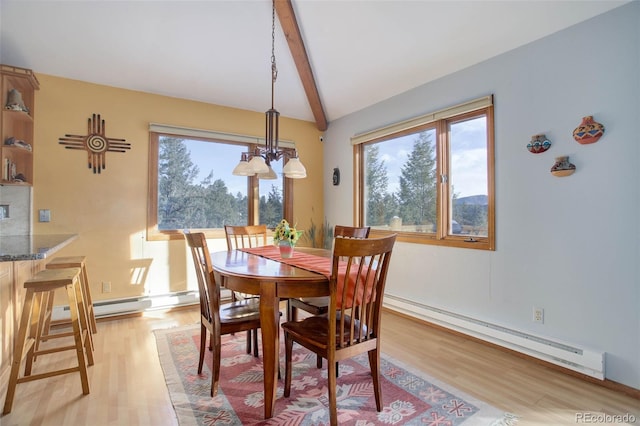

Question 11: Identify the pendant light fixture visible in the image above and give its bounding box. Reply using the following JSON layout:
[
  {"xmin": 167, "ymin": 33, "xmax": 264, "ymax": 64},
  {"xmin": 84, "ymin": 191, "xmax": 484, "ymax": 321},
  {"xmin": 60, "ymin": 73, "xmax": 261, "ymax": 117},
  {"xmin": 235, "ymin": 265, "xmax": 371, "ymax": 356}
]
[{"xmin": 232, "ymin": 0, "xmax": 307, "ymax": 179}]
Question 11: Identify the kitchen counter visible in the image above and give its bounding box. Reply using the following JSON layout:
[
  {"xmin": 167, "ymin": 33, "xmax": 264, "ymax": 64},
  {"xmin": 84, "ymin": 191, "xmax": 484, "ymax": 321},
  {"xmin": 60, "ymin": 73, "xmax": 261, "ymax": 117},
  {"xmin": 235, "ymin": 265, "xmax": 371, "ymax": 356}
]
[{"xmin": 0, "ymin": 234, "xmax": 78, "ymax": 261}]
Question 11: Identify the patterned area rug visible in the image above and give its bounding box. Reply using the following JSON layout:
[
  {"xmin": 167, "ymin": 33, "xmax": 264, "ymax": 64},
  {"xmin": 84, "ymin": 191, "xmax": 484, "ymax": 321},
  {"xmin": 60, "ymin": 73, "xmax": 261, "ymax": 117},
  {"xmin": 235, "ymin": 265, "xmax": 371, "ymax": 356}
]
[{"xmin": 154, "ymin": 324, "xmax": 517, "ymax": 425}]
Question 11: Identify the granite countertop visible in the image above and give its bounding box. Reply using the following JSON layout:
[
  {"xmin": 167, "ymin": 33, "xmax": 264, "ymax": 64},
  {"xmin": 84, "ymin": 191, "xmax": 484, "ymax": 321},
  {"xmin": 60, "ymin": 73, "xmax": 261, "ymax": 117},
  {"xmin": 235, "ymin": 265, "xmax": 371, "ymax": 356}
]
[{"xmin": 0, "ymin": 234, "xmax": 78, "ymax": 261}]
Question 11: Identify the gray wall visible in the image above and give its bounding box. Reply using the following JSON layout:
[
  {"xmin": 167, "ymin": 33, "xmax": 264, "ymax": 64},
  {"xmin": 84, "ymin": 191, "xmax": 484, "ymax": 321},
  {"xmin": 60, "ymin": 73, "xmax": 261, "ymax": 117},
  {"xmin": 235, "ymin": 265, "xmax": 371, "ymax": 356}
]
[{"xmin": 323, "ymin": 2, "xmax": 640, "ymax": 389}]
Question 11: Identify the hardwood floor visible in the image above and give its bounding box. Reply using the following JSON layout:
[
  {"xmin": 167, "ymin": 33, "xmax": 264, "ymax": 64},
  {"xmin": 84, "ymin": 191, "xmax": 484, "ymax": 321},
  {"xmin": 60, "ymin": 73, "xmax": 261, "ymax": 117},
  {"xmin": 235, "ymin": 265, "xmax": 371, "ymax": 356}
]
[
  {"xmin": 1, "ymin": 305, "xmax": 637, "ymax": 425},
  {"xmin": 381, "ymin": 311, "xmax": 639, "ymax": 426}
]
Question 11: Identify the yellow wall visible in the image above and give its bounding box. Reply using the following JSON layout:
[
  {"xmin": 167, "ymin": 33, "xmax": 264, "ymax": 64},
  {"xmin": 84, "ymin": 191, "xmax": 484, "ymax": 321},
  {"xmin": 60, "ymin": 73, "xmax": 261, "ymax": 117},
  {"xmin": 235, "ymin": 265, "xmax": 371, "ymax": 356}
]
[{"xmin": 32, "ymin": 74, "xmax": 323, "ymax": 301}]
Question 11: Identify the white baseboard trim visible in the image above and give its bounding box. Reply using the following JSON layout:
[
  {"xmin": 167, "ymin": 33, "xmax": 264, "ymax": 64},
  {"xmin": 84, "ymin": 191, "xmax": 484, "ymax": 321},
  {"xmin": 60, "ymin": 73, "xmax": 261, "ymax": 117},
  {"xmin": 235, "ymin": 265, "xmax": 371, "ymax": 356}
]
[{"xmin": 384, "ymin": 294, "xmax": 605, "ymax": 380}]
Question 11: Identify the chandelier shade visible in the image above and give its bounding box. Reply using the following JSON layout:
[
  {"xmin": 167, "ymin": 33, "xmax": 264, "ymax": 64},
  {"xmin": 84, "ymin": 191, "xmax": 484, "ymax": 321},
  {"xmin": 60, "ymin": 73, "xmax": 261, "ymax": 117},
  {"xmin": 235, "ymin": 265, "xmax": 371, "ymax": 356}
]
[
  {"xmin": 231, "ymin": 160, "xmax": 252, "ymax": 176},
  {"xmin": 257, "ymin": 165, "xmax": 278, "ymax": 180},
  {"xmin": 282, "ymin": 157, "xmax": 307, "ymax": 178}
]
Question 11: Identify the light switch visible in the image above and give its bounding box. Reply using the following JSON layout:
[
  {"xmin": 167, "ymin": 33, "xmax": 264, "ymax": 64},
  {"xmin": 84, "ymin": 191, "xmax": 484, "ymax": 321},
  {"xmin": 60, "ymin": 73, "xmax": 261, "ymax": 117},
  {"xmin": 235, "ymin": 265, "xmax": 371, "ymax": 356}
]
[{"xmin": 39, "ymin": 209, "xmax": 51, "ymax": 222}]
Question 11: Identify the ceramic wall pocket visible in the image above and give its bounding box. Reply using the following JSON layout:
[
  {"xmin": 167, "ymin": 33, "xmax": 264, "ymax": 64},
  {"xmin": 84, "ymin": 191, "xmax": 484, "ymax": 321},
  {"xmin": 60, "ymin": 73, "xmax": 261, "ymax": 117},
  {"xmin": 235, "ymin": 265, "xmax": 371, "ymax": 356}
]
[
  {"xmin": 550, "ymin": 156, "xmax": 576, "ymax": 177},
  {"xmin": 527, "ymin": 134, "xmax": 551, "ymax": 154},
  {"xmin": 573, "ymin": 116, "xmax": 605, "ymax": 145}
]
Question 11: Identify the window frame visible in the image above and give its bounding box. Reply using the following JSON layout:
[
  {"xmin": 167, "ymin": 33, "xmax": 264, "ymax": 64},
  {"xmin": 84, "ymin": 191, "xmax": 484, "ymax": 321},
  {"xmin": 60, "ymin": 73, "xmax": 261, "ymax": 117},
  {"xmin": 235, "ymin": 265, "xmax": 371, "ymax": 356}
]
[
  {"xmin": 353, "ymin": 96, "xmax": 495, "ymax": 250},
  {"xmin": 147, "ymin": 130, "xmax": 293, "ymax": 241}
]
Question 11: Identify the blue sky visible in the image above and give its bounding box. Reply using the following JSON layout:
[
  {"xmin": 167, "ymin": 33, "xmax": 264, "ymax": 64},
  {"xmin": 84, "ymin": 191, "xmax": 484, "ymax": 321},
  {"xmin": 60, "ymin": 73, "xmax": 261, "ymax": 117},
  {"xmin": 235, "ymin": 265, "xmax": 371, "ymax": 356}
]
[{"xmin": 376, "ymin": 117, "xmax": 487, "ymax": 198}]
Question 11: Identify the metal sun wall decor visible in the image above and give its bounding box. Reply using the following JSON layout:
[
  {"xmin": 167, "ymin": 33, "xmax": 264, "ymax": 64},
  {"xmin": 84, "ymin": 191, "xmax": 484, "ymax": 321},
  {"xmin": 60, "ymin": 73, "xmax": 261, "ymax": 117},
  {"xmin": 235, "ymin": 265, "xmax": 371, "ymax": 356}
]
[{"xmin": 58, "ymin": 113, "xmax": 130, "ymax": 173}]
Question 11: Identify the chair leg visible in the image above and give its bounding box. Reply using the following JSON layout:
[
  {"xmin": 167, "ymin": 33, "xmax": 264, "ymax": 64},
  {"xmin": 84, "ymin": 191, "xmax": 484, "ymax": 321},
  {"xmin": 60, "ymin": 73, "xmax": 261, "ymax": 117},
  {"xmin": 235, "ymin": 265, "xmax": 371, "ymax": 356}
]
[
  {"xmin": 24, "ymin": 291, "xmax": 43, "ymax": 377},
  {"xmin": 283, "ymin": 333, "xmax": 293, "ymax": 397},
  {"xmin": 36, "ymin": 291, "xmax": 55, "ymax": 348},
  {"xmin": 78, "ymin": 261, "xmax": 98, "ymax": 334},
  {"xmin": 72, "ymin": 281, "xmax": 94, "ymax": 366},
  {"xmin": 246, "ymin": 330, "xmax": 252, "ymax": 354},
  {"xmin": 198, "ymin": 324, "xmax": 206, "ymax": 374},
  {"xmin": 368, "ymin": 349, "xmax": 382, "ymax": 411},
  {"xmin": 31, "ymin": 291, "xmax": 48, "ymax": 363},
  {"xmin": 252, "ymin": 329, "xmax": 259, "ymax": 357},
  {"xmin": 3, "ymin": 289, "xmax": 35, "ymax": 415},
  {"xmin": 327, "ymin": 352, "xmax": 338, "ymax": 426},
  {"xmin": 287, "ymin": 302, "xmax": 297, "ymax": 322},
  {"xmin": 65, "ymin": 281, "xmax": 90, "ymax": 395},
  {"xmin": 211, "ymin": 333, "xmax": 222, "ymax": 397},
  {"xmin": 316, "ymin": 356, "xmax": 339, "ymax": 377}
]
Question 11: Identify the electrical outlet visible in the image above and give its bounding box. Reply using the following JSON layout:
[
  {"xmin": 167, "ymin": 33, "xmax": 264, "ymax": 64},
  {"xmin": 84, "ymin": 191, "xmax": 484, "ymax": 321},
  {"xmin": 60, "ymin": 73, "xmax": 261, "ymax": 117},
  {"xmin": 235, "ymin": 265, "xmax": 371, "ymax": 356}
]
[
  {"xmin": 102, "ymin": 281, "xmax": 112, "ymax": 293},
  {"xmin": 533, "ymin": 307, "xmax": 544, "ymax": 324},
  {"xmin": 0, "ymin": 204, "xmax": 8, "ymax": 220}
]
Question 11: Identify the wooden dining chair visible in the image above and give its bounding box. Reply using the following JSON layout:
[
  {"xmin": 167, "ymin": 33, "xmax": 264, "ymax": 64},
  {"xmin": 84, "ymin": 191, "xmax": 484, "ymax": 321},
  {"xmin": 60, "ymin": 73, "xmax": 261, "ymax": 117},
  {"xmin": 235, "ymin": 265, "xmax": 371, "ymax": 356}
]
[
  {"xmin": 287, "ymin": 225, "xmax": 371, "ymax": 369},
  {"xmin": 224, "ymin": 224, "xmax": 268, "ymax": 250},
  {"xmin": 287, "ymin": 225, "xmax": 370, "ymax": 322},
  {"xmin": 282, "ymin": 234, "xmax": 397, "ymax": 426},
  {"xmin": 184, "ymin": 231, "xmax": 262, "ymax": 397},
  {"xmin": 224, "ymin": 224, "xmax": 268, "ymax": 357}
]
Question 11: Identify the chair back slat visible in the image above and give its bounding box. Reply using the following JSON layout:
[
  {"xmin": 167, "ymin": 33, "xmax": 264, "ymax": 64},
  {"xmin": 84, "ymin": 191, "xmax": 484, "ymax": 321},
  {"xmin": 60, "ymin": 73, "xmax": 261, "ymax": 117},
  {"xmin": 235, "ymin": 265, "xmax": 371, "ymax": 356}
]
[
  {"xmin": 329, "ymin": 234, "xmax": 396, "ymax": 350},
  {"xmin": 224, "ymin": 225, "xmax": 268, "ymax": 250}
]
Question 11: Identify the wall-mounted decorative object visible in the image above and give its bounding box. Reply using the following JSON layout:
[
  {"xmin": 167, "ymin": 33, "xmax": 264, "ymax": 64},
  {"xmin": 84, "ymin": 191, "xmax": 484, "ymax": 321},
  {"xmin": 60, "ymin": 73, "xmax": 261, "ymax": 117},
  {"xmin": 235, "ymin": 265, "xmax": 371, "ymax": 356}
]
[
  {"xmin": 5, "ymin": 88, "xmax": 29, "ymax": 113},
  {"xmin": 332, "ymin": 167, "xmax": 340, "ymax": 186},
  {"xmin": 58, "ymin": 114, "xmax": 130, "ymax": 174},
  {"xmin": 527, "ymin": 134, "xmax": 551, "ymax": 154},
  {"xmin": 573, "ymin": 115, "xmax": 605, "ymax": 145},
  {"xmin": 550, "ymin": 156, "xmax": 576, "ymax": 177}
]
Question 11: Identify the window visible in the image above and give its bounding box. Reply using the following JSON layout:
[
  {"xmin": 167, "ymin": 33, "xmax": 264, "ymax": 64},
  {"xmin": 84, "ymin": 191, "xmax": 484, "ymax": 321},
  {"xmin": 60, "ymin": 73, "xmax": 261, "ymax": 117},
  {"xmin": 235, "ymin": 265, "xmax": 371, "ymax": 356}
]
[
  {"xmin": 353, "ymin": 96, "xmax": 494, "ymax": 250},
  {"xmin": 147, "ymin": 125, "xmax": 293, "ymax": 241}
]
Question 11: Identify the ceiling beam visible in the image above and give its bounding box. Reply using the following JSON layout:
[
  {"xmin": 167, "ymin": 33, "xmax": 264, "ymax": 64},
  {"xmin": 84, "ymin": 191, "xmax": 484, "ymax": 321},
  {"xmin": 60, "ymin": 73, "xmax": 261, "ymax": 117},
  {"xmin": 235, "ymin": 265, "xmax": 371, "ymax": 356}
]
[{"xmin": 275, "ymin": 0, "xmax": 328, "ymax": 131}]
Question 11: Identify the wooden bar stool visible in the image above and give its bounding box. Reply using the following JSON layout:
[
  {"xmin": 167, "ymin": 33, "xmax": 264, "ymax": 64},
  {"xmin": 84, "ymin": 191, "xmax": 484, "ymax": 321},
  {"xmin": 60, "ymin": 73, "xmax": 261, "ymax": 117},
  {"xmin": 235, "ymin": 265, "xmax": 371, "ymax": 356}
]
[
  {"xmin": 44, "ymin": 256, "xmax": 97, "ymax": 335},
  {"xmin": 2, "ymin": 268, "xmax": 93, "ymax": 415}
]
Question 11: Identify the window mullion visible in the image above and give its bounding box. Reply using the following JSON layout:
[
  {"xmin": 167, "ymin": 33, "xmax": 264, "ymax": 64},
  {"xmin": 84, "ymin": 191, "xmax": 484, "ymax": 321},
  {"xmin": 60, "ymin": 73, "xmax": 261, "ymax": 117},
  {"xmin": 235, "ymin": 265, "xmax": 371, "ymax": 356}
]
[
  {"xmin": 248, "ymin": 174, "xmax": 259, "ymax": 225},
  {"xmin": 437, "ymin": 120, "xmax": 450, "ymax": 239}
]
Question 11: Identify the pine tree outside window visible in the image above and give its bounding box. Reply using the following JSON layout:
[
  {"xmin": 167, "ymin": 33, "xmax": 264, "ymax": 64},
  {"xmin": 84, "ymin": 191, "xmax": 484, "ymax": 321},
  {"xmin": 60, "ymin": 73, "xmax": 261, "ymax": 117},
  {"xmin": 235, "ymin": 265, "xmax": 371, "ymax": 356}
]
[
  {"xmin": 353, "ymin": 96, "xmax": 495, "ymax": 250},
  {"xmin": 147, "ymin": 128, "xmax": 291, "ymax": 241}
]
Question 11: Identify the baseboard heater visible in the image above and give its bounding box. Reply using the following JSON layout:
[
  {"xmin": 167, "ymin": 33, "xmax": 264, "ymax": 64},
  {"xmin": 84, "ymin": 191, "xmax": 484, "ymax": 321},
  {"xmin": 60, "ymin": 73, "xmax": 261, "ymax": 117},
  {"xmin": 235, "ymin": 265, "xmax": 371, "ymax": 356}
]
[
  {"xmin": 384, "ymin": 294, "xmax": 605, "ymax": 380},
  {"xmin": 52, "ymin": 290, "xmax": 201, "ymax": 321}
]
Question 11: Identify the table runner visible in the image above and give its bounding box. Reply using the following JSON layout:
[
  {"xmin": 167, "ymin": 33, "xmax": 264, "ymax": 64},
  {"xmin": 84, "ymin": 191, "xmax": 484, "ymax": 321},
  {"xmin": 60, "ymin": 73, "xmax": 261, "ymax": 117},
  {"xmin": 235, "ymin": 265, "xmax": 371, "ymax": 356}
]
[
  {"xmin": 239, "ymin": 245, "xmax": 374, "ymax": 307},
  {"xmin": 241, "ymin": 245, "xmax": 332, "ymax": 277}
]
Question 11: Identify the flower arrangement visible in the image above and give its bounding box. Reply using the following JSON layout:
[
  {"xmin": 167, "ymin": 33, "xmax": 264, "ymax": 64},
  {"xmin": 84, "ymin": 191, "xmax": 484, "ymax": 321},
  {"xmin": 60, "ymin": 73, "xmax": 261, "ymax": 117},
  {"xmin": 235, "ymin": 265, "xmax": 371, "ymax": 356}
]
[{"xmin": 273, "ymin": 219, "xmax": 303, "ymax": 246}]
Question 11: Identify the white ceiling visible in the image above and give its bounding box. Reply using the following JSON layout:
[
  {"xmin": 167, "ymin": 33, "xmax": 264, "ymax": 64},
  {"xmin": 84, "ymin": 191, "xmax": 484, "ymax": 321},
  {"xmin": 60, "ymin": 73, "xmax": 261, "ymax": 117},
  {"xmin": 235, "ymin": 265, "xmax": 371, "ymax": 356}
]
[{"xmin": 0, "ymin": 0, "xmax": 629, "ymax": 127}]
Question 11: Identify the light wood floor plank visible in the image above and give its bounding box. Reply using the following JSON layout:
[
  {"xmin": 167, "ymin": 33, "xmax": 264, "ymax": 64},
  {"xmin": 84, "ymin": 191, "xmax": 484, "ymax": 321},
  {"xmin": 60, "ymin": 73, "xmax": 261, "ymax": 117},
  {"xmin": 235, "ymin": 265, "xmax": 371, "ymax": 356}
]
[{"xmin": 0, "ymin": 305, "xmax": 637, "ymax": 425}]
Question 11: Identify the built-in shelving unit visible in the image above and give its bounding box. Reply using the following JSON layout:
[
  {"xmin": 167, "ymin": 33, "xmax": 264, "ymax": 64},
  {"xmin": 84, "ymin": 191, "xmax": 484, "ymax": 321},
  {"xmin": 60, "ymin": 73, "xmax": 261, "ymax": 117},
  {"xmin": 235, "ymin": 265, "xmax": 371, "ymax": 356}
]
[{"xmin": 1, "ymin": 65, "xmax": 39, "ymax": 186}]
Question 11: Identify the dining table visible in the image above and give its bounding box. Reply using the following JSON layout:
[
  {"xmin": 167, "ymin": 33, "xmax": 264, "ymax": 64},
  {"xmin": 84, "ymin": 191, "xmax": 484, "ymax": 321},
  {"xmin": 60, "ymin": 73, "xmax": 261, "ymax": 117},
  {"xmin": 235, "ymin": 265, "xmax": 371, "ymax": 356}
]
[{"xmin": 210, "ymin": 246, "xmax": 331, "ymax": 419}]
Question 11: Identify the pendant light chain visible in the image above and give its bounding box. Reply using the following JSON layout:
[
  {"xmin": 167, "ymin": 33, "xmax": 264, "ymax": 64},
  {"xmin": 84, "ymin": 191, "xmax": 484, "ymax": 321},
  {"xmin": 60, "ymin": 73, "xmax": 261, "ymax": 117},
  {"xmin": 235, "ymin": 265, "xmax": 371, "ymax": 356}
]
[
  {"xmin": 230, "ymin": 0, "xmax": 306, "ymax": 179},
  {"xmin": 271, "ymin": 0, "xmax": 278, "ymax": 109}
]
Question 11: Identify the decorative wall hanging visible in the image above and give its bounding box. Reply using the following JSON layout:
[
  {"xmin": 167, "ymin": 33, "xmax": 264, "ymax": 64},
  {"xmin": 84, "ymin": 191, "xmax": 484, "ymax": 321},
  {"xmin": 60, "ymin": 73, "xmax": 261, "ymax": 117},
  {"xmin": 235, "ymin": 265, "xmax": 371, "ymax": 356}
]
[
  {"xmin": 550, "ymin": 155, "xmax": 576, "ymax": 177},
  {"xmin": 59, "ymin": 114, "xmax": 130, "ymax": 173},
  {"xmin": 573, "ymin": 115, "xmax": 605, "ymax": 145},
  {"xmin": 527, "ymin": 134, "xmax": 551, "ymax": 154},
  {"xmin": 332, "ymin": 167, "xmax": 340, "ymax": 185}
]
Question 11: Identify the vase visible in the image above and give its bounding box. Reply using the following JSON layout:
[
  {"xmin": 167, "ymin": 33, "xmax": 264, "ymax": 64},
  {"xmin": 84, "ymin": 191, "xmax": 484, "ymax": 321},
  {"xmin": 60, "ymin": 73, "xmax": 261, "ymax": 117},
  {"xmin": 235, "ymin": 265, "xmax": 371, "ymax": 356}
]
[
  {"xmin": 527, "ymin": 134, "xmax": 551, "ymax": 154},
  {"xmin": 573, "ymin": 116, "xmax": 605, "ymax": 145},
  {"xmin": 278, "ymin": 241, "xmax": 294, "ymax": 258},
  {"xmin": 550, "ymin": 155, "xmax": 576, "ymax": 177}
]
